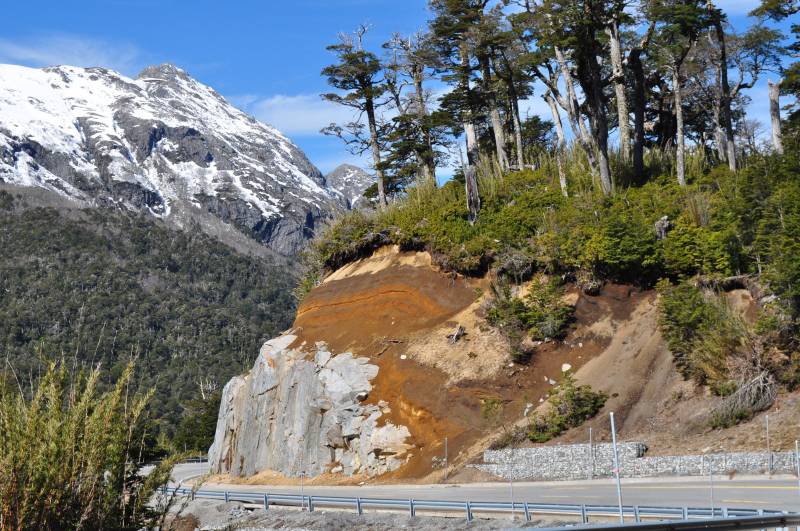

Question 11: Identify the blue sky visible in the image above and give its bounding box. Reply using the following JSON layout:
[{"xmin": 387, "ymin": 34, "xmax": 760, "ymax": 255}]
[{"xmin": 0, "ymin": 0, "xmax": 787, "ymax": 174}]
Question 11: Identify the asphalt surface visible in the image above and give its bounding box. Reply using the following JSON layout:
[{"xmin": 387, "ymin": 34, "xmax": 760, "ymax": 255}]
[{"xmin": 170, "ymin": 463, "xmax": 800, "ymax": 511}]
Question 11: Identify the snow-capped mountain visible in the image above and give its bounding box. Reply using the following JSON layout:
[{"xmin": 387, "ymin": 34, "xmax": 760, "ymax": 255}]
[
  {"xmin": 0, "ymin": 63, "xmax": 363, "ymax": 254},
  {"xmin": 325, "ymin": 164, "xmax": 374, "ymax": 209}
]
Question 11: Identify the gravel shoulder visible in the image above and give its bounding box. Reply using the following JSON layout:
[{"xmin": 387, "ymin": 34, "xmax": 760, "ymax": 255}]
[{"xmin": 167, "ymin": 500, "xmax": 569, "ymax": 530}]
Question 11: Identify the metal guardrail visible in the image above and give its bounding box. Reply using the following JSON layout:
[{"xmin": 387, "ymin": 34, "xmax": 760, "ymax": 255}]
[{"xmin": 161, "ymin": 486, "xmax": 797, "ymax": 525}]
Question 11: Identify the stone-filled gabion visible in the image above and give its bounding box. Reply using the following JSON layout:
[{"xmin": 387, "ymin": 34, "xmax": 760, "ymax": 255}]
[{"xmin": 472, "ymin": 442, "xmax": 799, "ymax": 481}]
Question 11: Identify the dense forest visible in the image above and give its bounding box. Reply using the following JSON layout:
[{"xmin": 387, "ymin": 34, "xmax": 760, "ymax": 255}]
[
  {"xmin": 310, "ymin": 0, "xmax": 800, "ymax": 432},
  {"xmin": 0, "ymin": 193, "xmax": 296, "ymax": 443},
  {"xmin": 320, "ymin": 0, "xmax": 796, "ymax": 205}
]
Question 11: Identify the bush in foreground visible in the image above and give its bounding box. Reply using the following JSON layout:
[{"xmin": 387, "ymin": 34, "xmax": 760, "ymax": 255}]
[{"xmin": 0, "ymin": 359, "xmax": 179, "ymax": 530}]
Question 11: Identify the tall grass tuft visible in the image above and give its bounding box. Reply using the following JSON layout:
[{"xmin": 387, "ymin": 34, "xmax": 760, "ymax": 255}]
[{"xmin": 0, "ymin": 359, "xmax": 180, "ymax": 530}]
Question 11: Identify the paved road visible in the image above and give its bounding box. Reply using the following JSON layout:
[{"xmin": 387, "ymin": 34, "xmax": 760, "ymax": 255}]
[{"xmin": 171, "ymin": 463, "xmax": 800, "ymax": 511}]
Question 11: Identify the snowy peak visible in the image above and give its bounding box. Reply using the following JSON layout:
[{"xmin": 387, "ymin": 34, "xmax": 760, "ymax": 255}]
[
  {"xmin": 325, "ymin": 164, "xmax": 374, "ymax": 209},
  {"xmin": 0, "ymin": 63, "xmax": 340, "ymax": 254}
]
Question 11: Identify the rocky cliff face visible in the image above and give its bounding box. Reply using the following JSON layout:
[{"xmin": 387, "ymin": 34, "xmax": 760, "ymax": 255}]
[
  {"xmin": 324, "ymin": 164, "xmax": 374, "ymax": 209},
  {"xmin": 209, "ymin": 334, "xmax": 412, "ymax": 478},
  {"xmin": 0, "ymin": 63, "xmax": 364, "ymax": 254}
]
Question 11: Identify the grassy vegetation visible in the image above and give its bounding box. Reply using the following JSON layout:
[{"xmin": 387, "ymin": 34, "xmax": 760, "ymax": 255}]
[
  {"xmin": 0, "ymin": 359, "xmax": 181, "ymax": 530},
  {"xmin": 657, "ymin": 278, "xmax": 797, "ymax": 427},
  {"xmin": 527, "ymin": 374, "xmax": 607, "ymax": 443},
  {"xmin": 303, "ymin": 144, "xmax": 799, "ymax": 295},
  {"xmin": 490, "ymin": 373, "xmax": 607, "ymax": 447},
  {"xmin": 305, "ymin": 141, "xmax": 800, "ymax": 432},
  {"xmin": 0, "ymin": 205, "xmax": 296, "ymax": 439},
  {"xmin": 485, "ymin": 274, "xmax": 574, "ymax": 361}
]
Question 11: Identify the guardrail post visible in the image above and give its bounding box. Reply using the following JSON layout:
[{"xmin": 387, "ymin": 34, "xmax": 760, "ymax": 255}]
[
  {"xmin": 466, "ymin": 501, "xmax": 472, "ymax": 522},
  {"xmin": 634, "ymin": 506, "xmax": 641, "ymax": 523},
  {"xmin": 409, "ymin": 499, "xmax": 415, "ymax": 517},
  {"xmin": 356, "ymin": 497, "xmax": 362, "ymax": 515},
  {"xmin": 581, "ymin": 504, "xmax": 588, "ymax": 524},
  {"xmin": 722, "ymin": 507, "xmax": 728, "ymax": 518},
  {"xmin": 682, "ymin": 507, "xmax": 688, "ymax": 520},
  {"xmin": 524, "ymin": 502, "xmax": 531, "ymax": 522},
  {"xmin": 224, "ymin": 491, "xmax": 229, "ymax": 503},
  {"xmin": 308, "ymin": 496, "xmax": 314, "ymax": 512},
  {"xmin": 263, "ymin": 494, "xmax": 269, "ymax": 511}
]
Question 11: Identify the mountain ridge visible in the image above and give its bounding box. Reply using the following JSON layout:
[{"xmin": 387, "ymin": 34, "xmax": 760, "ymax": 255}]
[{"xmin": 0, "ymin": 62, "xmax": 370, "ymax": 254}]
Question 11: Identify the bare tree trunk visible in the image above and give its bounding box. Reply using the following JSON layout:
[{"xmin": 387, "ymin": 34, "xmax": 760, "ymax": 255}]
[
  {"xmin": 511, "ymin": 95, "xmax": 525, "ymax": 169},
  {"xmin": 708, "ymin": 2, "xmax": 737, "ymax": 171},
  {"xmin": 673, "ymin": 64, "xmax": 686, "ymax": 186},
  {"xmin": 712, "ymin": 93, "xmax": 728, "ymax": 162},
  {"xmin": 545, "ymin": 92, "xmax": 568, "ymax": 197},
  {"xmin": 552, "ymin": 46, "xmax": 600, "ymax": 179},
  {"xmin": 768, "ymin": 80, "xmax": 783, "ymax": 155},
  {"xmin": 461, "ymin": 45, "xmax": 480, "ymax": 223},
  {"xmin": 578, "ymin": 51, "xmax": 613, "ymax": 195},
  {"xmin": 464, "ymin": 124, "xmax": 481, "ymax": 224},
  {"xmin": 629, "ymin": 50, "xmax": 646, "ymax": 178},
  {"xmin": 709, "ymin": 49, "xmax": 728, "ymax": 163},
  {"xmin": 413, "ymin": 66, "xmax": 437, "ymax": 184},
  {"xmin": 607, "ymin": 19, "xmax": 630, "ymax": 163},
  {"xmin": 365, "ymin": 97, "xmax": 388, "ymax": 206},
  {"xmin": 627, "ymin": 21, "xmax": 654, "ymax": 180},
  {"xmin": 479, "ymin": 54, "xmax": 509, "ymax": 171},
  {"xmin": 498, "ymin": 51, "xmax": 525, "ymax": 169},
  {"xmin": 546, "ymin": 93, "xmax": 567, "ymax": 148}
]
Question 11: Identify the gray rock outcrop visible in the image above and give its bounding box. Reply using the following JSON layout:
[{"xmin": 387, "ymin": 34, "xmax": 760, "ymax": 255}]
[
  {"xmin": 324, "ymin": 164, "xmax": 374, "ymax": 209},
  {"xmin": 208, "ymin": 335, "xmax": 412, "ymax": 478}
]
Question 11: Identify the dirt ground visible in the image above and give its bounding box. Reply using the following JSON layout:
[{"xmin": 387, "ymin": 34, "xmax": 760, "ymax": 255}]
[
  {"xmin": 225, "ymin": 247, "xmax": 800, "ymax": 486},
  {"xmin": 288, "ymin": 247, "xmax": 657, "ymax": 482}
]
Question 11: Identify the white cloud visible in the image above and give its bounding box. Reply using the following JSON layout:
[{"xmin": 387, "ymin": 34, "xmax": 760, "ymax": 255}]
[
  {"xmin": 0, "ymin": 34, "xmax": 142, "ymax": 75},
  {"xmin": 245, "ymin": 93, "xmax": 360, "ymax": 136}
]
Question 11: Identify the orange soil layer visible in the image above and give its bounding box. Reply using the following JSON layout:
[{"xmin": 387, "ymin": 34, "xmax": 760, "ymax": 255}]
[{"xmin": 290, "ymin": 252, "xmax": 648, "ymax": 480}]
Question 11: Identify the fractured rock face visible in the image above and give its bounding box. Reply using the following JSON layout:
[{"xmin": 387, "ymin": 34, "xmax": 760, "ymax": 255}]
[{"xmin": 208, "ymin": 335, "xmax": 411, "ymax": 478}]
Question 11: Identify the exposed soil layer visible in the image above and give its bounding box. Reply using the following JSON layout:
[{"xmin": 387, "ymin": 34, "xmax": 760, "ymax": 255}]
[
  {"xmin": 290, "ymin": 247, "xmax": 650, "ymax": 481},
  {"xmin": 531, "ymin": 287, "xmax": 800, "ymax": 459}
]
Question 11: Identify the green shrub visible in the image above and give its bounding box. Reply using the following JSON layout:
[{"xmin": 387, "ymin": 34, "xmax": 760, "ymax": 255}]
[
  {"xmin": 486, "ymin": 275, "xmax": 574, "ymax": 361},
  {"xmin": 527, "ymin": 373, "xmax": 607, "ymax": 443},
  {"xmin": 0, "ymin": 190, "xmax": 13, "ymax": 210},
  {"xmin": 0, "ymin": 359, "xmax": 180, "ymax": 530},
  {"xmin": 656, "ymin": 279, "xmax": 719, "ymax": 379},
  {"xmin": 709, "ymin": 407, "xmax": 753, "ymax": 429}
]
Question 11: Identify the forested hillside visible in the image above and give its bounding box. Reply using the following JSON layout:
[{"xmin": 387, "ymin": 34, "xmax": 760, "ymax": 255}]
[
  {"xmin": 307, "ymin": 0, "xmax": 800, "ymax": 436},
  {"xmin": 0, "ymin": 190, "xmax": 296, "ymax": 438}
]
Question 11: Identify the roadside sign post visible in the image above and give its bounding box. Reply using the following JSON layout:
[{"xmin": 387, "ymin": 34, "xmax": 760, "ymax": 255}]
[
  {"xmin": 444, "ymin": 437, "xmax": 449, "ymax": 482},
  {"xmin": 709, "ymin": 456, "xmax": 715, "ymax": 515},
  {"xmin": 795, "ymin": 440, "xmax": 799, "ymax": 498},
  {"xmin": 300, "ymin": 436, "xmax": 306, "ymax": 511},
  {"xmin": 765, "ymin": 414, "xmax": 771, "ymax": 474},
  {"xmin": 610, "ymin": 412, "xmax": 624, "ymax": 523},
  {"xmin": 588, "ymin": 427, "xmax": 593, "ymax": 480},
  {"xmin": 510, "ymin": 479, "xmax": 515, "ymax": 521}
]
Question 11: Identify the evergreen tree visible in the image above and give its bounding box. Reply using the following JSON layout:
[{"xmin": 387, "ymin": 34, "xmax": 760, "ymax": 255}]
[{"xmin": 322, "ymin": 26, "xmax": 390, "ymax": 207}]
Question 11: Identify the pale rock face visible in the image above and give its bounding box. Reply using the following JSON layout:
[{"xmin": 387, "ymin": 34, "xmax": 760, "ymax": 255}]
[
  {"xmin": 0, "ymin": 64, "xmax": 371, "ymax": 254},
  {"xmin": 324, "ymin": 164, "xmax": 374, "ymax": 209},
  {"xmin": 208, "ymin": 335, "xmax": 412, "ymax": 478}
]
